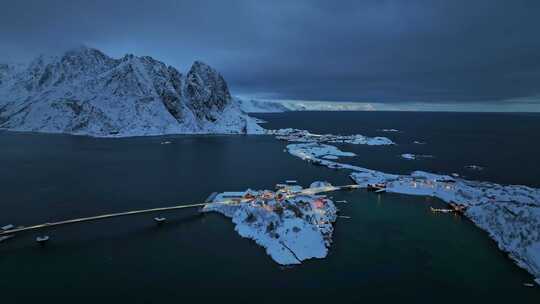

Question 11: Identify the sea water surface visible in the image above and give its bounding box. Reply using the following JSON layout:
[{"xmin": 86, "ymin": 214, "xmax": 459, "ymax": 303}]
[{"xmin": 1, "ymin": 111, "xmax": 539, "ymax": 303}]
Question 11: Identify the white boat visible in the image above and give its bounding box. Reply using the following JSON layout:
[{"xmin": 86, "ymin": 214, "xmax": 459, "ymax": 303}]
[
  {"xmin": 36, "ymin": 236, "xmax": 50, "ymax": 243},
  {"xmin": 0, "ymin": 235, "xmax": 14, "ymax": 243},
  {"xmin": 154, "ymin": 217, "xmax": 166, "ymax": 224}
]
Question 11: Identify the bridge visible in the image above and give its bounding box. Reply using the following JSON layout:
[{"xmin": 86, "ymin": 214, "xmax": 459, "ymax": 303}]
[
  {"xmin": 0, "ymin": 202, "xmax": 211, "ymax": 237},
  {"xmin": 0, "ymin": 184, "xmax": 361, "ymax": 239}
]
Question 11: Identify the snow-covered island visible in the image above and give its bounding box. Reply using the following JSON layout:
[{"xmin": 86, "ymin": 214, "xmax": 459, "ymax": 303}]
[
  {"xmin": 268, "ymin": 128, "xmax": 395, "ymax": 145},
  {"xmin": 0, "ymin": 46, "xmax": 263, "ymax": 137},
  {"xmin": 202, "ymin": 181, "xmax": 340, "ymax": 265},
  {"xmin": 283, "ymin": 141, "xmax": 540, "ymax": 285}
]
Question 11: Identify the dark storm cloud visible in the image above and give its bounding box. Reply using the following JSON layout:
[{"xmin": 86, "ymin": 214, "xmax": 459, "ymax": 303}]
[{"xmin": 1, "ymin": 0, "xmax": 540, "ymax": 103}]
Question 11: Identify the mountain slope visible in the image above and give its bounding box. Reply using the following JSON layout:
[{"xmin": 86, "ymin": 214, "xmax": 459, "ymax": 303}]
[{"xmin": 0, "ymin": 46, "xmax": 263, "ymax": 137}]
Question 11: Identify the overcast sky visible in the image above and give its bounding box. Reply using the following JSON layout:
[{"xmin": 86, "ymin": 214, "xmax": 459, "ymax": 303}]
[{"xmin": 1, "ymin": 0, "xmax": 540, "ymax": 108}]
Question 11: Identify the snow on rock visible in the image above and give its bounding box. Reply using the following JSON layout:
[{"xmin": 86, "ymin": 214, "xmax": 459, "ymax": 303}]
[
  {"xmin": 0, "ymin": 46, "xmax": 263, "ymax": 137},
  {"xmin": 310, "ymin": 181, "xmax": 333, "ymax": 188},
  {"xmin": 288, "ymin": 143, "xmax": 356, "ymax": 161},
  {"xmin": 236, "ymin": 98, "xmax": 377, "ymax": 112},
  {"xmin": 268, "ymin": 128, "xmax": 394, "ymax": 145},
  {"xmin": 285, "ymin": 141, "xmax": 540, "ymax": 283},
  {"xmin": 400, "ymin": 153, "xmax": 434, "ymax": 160},
  {"xmin": 401, "ymin": 153, "xmax": 416, "ymax": 160},
  {"xmin": 465, "ymin": 165, "xmax": 485, "ymax": 171},
  {"xmin": 235, "ymin": 98, "xmax": 289, "ymax": 113},
  {"xmin": 202, "ymin": 185, "xmax": 338, "ymax": 265}
]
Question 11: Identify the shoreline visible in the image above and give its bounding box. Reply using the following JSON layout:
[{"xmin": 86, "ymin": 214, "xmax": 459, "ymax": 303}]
[{"xmin": 281, "ymin": 137, "xmax": 540, "ymax": 285}]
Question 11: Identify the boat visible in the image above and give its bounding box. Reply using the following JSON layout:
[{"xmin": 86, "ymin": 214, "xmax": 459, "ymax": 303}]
[
  {"xmin": 36, "ymin": 236, "xmax": 50, "ymax": 244},
  {"xmin": 367, "ymin": 183, "xmax": 386, "ymax": 192},
  {"xmin": 449, "ymin": 203, "xmax": 467, "ymax": 214},
  {"xmin": 154, "ymin": 217, "xmax": 166, "ymax": 224},
  {"xmin": 0, "ymin": 235, "xmax": 14, "ymax": 243}
]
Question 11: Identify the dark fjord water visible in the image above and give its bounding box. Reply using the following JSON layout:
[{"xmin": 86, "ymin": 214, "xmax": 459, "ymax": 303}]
[{"xmin": 1, "ymin": 111, "xmax": 539, "ymax": 303}]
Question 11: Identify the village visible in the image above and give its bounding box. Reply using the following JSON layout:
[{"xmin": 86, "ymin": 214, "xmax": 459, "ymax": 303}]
[{"xmin": 202, "ymin": 180, "xmax": 347, "ymax": 265}]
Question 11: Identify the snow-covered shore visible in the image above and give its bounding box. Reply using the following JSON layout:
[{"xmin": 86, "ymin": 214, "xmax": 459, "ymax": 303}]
[
  {"xmin": 202, "ymin": 182, "xmax": 338, "ymax": 265},
  {"xmin": 283, "ymin": 140, "xmax": 540, "ymax": 285},
  {"xmin": 268, "ymin": 128, "xmax": 394, "ymax": 145}
]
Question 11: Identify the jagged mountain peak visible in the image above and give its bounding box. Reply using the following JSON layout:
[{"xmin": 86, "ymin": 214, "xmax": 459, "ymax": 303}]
[
  {"xmin": 186, "ymin": 60, "xmax": 231, "ymax": 119},
  {"xmin": 0, "ymin": 47, "xmax": 263, "ymax": 136},
  {"xmin": 190, "ymin": 60, "xmax": 213, "ymax": 70},
  {"xmin": 63, "ymin": 45, "xmax": 107, "ymax": 58}
]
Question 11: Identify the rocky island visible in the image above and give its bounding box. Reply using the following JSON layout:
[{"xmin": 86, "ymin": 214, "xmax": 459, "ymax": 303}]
[{"xmin": 203, "ymin": 181, "xmax": 340, "ymax": 265}]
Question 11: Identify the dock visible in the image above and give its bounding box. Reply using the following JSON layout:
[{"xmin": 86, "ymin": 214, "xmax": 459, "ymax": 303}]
[
  {"xmin": 430, "ymin": 203, "xmax": 467, "ymax": 214},
  {"xmin": 430, "ymin": 207, "xmax": 454, "ymax": 213}
]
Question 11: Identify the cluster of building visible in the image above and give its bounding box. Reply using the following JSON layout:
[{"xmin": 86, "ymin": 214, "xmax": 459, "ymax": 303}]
[
  {"xmin": 202, "ymin": 181, "xmax": 340, "ymax": 265},
  {"xmin": 215, "ymin": 180, "xmax": 331, "ymax": 216}
]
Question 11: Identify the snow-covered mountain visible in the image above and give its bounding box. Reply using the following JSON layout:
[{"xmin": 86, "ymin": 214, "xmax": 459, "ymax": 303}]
[
  {"xmin": 0, "ymin": 46, "xmax": 263, "ymax": 137},
  {"xmin": 236, "ymin": 98, "xmax": 377, "ymax": 113},
  {"xmin": 235, "ymin": 98, "xmax": 290, "ymax": 113}
]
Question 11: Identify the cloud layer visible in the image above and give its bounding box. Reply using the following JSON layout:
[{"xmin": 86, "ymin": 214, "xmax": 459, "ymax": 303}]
[{"xmin": 1, "ymin": 0, "xmax": 540, "ymax": 104}]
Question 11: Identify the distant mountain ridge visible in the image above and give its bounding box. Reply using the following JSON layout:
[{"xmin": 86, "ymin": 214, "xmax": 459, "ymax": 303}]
[
  {"xmin": 0, "ymin": 46, "xmax": 262, "ymax": 136},
  {"xmin": 236, "ymin": 98, "xmax": 376, "ymax": 113}
]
